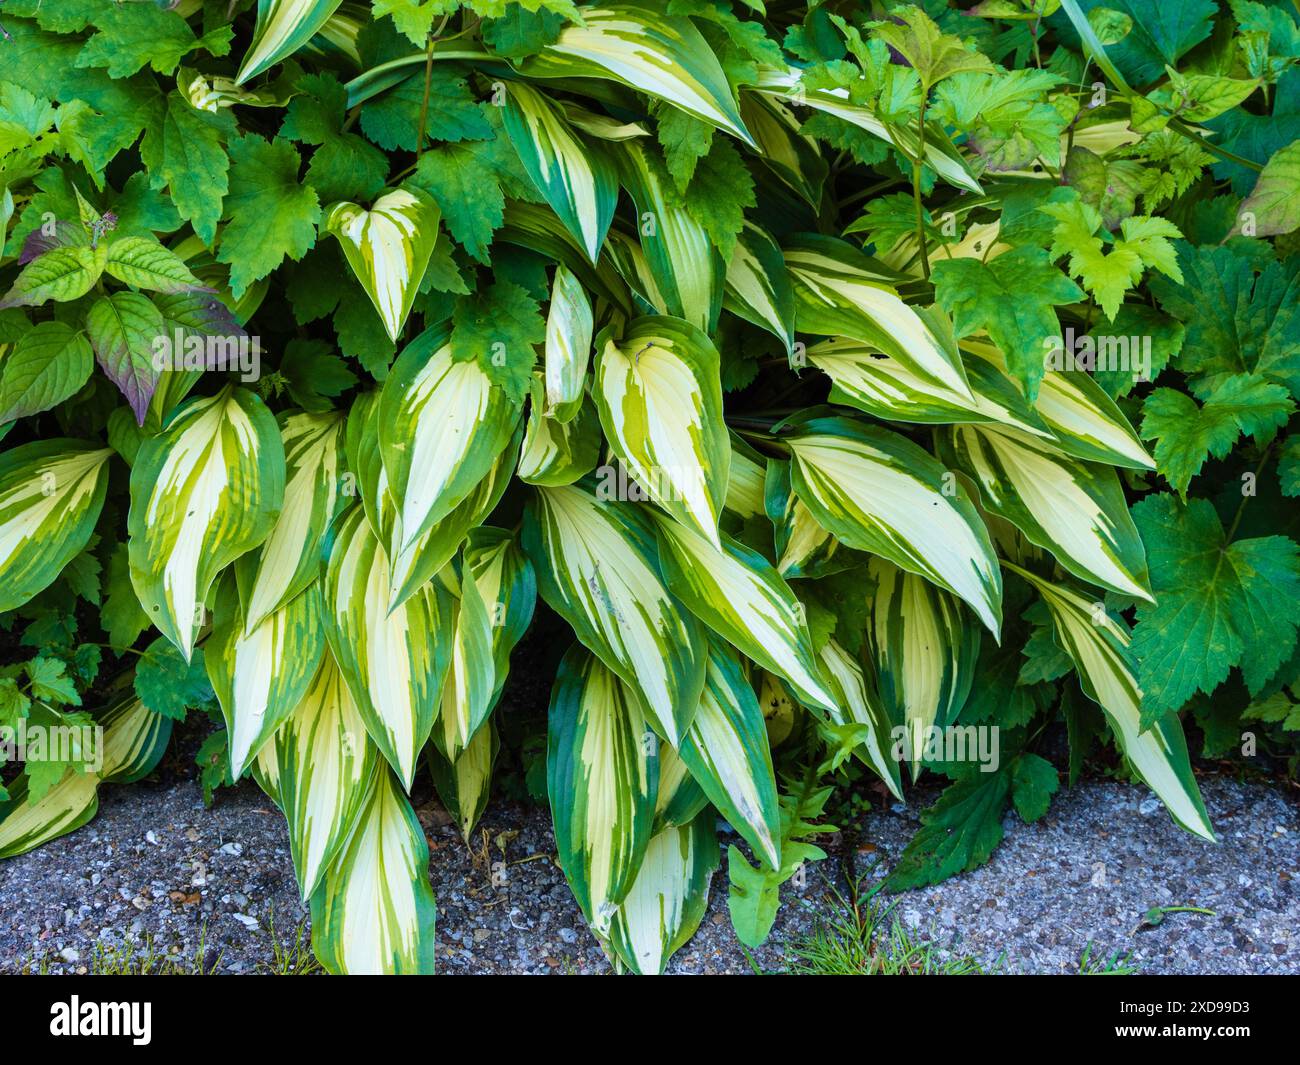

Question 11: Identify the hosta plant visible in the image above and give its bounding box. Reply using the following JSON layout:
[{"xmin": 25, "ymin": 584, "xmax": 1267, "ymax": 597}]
[{"xmin": 0, "ymin": 0, "xmax": 1295, "ymax": 975}]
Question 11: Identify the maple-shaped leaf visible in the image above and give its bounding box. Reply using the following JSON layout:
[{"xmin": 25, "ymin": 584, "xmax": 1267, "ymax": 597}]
[
  {"xmin": 869, "ymin": 6, "xmax": 995, "ymax": 91},
  {"xmin": 450, "ymin": 280, "xmax": 545, "ymax": 406},
  {"xmin": 1132, "ymin": 494, "xmax": 1300, "ymax": 721},
  {"xmin": 932, "ymin": 246, "xmax": 1082, "ymax": 398},
  {"xmin": 1142, "ymin": 374, "xmax": 1296, "ymax": 497},
  {"xmin": 280, "ymin": 73, "xmax": 388, "ymax": 203}
]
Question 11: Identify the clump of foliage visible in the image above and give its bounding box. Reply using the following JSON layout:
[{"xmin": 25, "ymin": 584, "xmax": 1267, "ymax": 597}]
[{"xmin": 0, "ymin": 0, "xmax": 1296, "ymax": 975}]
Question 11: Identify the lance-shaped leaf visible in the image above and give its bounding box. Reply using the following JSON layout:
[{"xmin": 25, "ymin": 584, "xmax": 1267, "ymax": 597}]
[
  {"xmin": 783, "ymin": 415, "xmax": 1003, "ymax": 636},
  {"xmin": 502, "ymin": 82, "xmax": 618, "ymax": 263},
  {"xmin": 379, "ymin": 327, "xmax": 519, "ymax": 551},
  {"xmin": 322, "ymin": 184, "xmax": 441, "ymax": 343},
  {"xmin": 321, "ymin": 506, "xmax": 452, "ymax": 789},
  {"xmin": 244, "ymin": 411, "xmax": 346, "ymax": 633},
  {"xmin": 544, "ymin": 263, "xmax": 592, "ymax": 422},
  {"xmin": 593, "ymin": 316, "xmax": 730, "ymax": 547},
  {"xmin": 679, "ymin": 639, "xmax": 781, "ymax": 870},
  {"xmin": 207, "ymin": 575, "xmax": 326, "ymax": 779},
  {"xmin": 465, "ymin": 526, "xmax": 536, "ymax": 706},
  {"xmin": 1007, "ymin": 563, "xmax": 1215, "ymax": 842},
  {"xmin": 237, "ymin": 0, "xmax": 347, "ymax": 85},
  {"xmin": 963, "ymin": 340, "xmax": 1154, "ymax": 470},
  {"xmin": 518, "ymin": 383, "xmax": 602, "ymax": 487},
  {"xmin": 738, "ymin": 92, "xmax": 827, "ymax": 208},
  {"xmin": 548, "ymin": 644, "xmax": 660, "ymax": 933},
  {"xmin": 655, "ymin": 740, "xmax": 709, "ymax": 831},
  {"xmin": 86, "ymin": 292, "xmax": 166, "ymax": 424},
  {"xmin": 604, "ymin": 815, "xmax": 720, "ymax": 975},
  {"xmin": 0, "ymin": 244, "xmax": 105, "ymax": 309},
  {"xmin": 499, "ymin": 202, "xmax": 634, "ymax": 316},
  {"xmin": 104, "ymin": 237, "xmax": 206, "ymax": 294},
  {"xmin": 723, "ymin": 434, "xmax": 766, "ymax": 521},
  {"xmin": 257, "ymin": 653, "xmax": 379, "ymax": 899},
  {"xmin": 433, "ymin": 558, "xmax": 497, "ymax": 762},
  {"xmin": 865, "ymin": 558, "xmax": 979, "ymax": 780},
  {"xmin": 939, "ymin": 424, "xmax": 1153, "ymax": 601},
  {"xmin": 784, "ymin": 236, "xmax": 973, "ymax": 400},
  {"xmin": 807, "ymin": 338, "xmax": 1053, "ymax": 438},
  {"xmin": 617, "ymin": 140, "xmax": 723, "ymax": 332},
  {"xmin": 0, "ymin": 765, "xmax": 99, "ymax": 860},
  {"xmin": 764, "ymin": 458, "xmax": 850, "ymax": 580},
  {"xmin": 818, "ymin": 639, "xmax": 904, "ymax": 800},
  {"xmin": 427, "ymin": 720, "xmax": 498, "ymax": 843},
  {"xmin": 651, "ymin": 515, "xmax": 840, "ymax": 714},
  {"xmin": 128, "ymin": 386, "xmax": 285, "ymax": 661},
  {"xmin": 309, "ymin": 767, "xmax": 438, "ymax": 974},
  {"xmin": 724, "ymin": 221, "xmax": 795, "ymax": 354},
  {"xmin": 520, "ymin": 4, "xmax": 754, "ymax": 145},
  {"xmin": 523, "ymin": 481, "xmax": 706, "ymax": 746},
  {"xmin": 0, "ymin": 441, "xmax": 111, "ymax": 613},
  {"xmin": 98, "ymin": 697, "xmax": 174, "ymax": 784}
]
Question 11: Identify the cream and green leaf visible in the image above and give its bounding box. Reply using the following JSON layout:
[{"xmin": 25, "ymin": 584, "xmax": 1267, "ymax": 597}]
[
  {"xmin": 237, "ymin": 0, "xmax": 347, "ymax": 84},
  {"xmin": 543, "ymin": 263, "xmax": 593, "ymax": 422}
]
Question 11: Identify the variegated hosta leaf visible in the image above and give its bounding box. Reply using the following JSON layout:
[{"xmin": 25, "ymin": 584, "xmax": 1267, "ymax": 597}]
[
  {"xmin": 427, "ymin": 721, "xmax": 498, "ymax": 843},
  {"xmin": 962, "ymin": 341, "xmax": 1154, "ymax": 469},
  {"xmin": 465, "ymin": 527, "xmax": 537, "ymax": 706},
  {"xmin": 784, "ymin": 236, "xmax": 973, "ymax": 400},
  {"xmin": 807, "ymin": 338, "xmax": 1053, "ymax": 438},
  {"xmin": 547, "ymin": 645, "xmax": 659, "ymax": 933},
  {"xmin": 754, "ymin": 67, "xmax": 982, "ymax": 193},
  {"xmin": 433, "ymin": 557, "xmax": 496, "ymax": 762},
  {"xmin": 207, "ymin": 574, "xmax": 326, "ymax": 779},
  {"xmin": 617, "ymin": 141, "xmax": 723, "ymax": 332},
  {"xmin": 764, "ymin": 458, "xmax": 849, "ymax": 580},
  {"xmin": 544, "ymin": 264, "xmax": 593, "ymax": 423},
  {"xmin": 679, "ymin": 639, "xmax": 781, "ymax": 870},
  {"xmin": 244, "ymin": 411, "xmax": 346, "ymax": 633},
  {"xmin": 865, "ymin": 558, "xmax": 978, "ymax": 779},
  {"xmin": 379, "ymin": 328, "xmax": 520, "ymax": 552},
  {"xmin": 500, "ymin": 202, "xmax": 634, "ymax": 317},
  {"xmin": 654, "ymin": 740, "xmax": 709, "ymax": 831},
  {"xmin": 256, "ymin": 654, "xmax": 379, "ymax": 899},
  {"xmin": 321, "ymin": 506, "xmax": 452, "ymax": 789},
  {"xmin": 0, "ymin": 441, "xmax": 112, "ymax": 613},
  {"xmin": 522, "ymin": 481, "xmax": 706, "ymax": 746},
  {"xmin": 236, "ymin": 0, "xmax": 346, "ymax": 85},
  {"xmin": 604, "ymin": 815, "xmax": 719, "ymax": 975},
  {"xmin": 323, "ymin": 184, "xmax": 442, "ymax": 343},
  {"xmin": 651, "ymin": 514, "xmax": 840, "ymax": 714},
  {"xmin": 818, "ymin": 639, "xmax": 905, "ymax": 799},
  {"xmin": 520, "ymin": 4, "xmax": 754, "ymax": 145},
  {"xmin": 603, "ymin": 227, "xmax": 669, "ymax": 317},
  {"xmin": 722, "ymin": 434, "xmax": 766, "ymax": 521},
  {"xmin": 782, "ymin": 415, "xmax": 1003, "ymax": 636},
  {"xmin": 593, "ymin": 316, "xmax": 730, "ymax": 546},
  {"xmin": 128, "ymin": 386, "xmax": 286, "ymax": 661},
  {"xmin": 518, "ymin": 381, "xmax": 601, "ymax": 487},
  {"xmin": 724, "ymin": 222, "xmax": 795, "ymax": 354},
  {"xmin": 940, "ymin": 424, "xmax": 1153, "ymax": 601},
  {"xmin": 737, "ymin": 93, "xmax": 827, "ymax": 208},
  {"xmin": 309, "ymin": 767, "xmax": 438, "ymax": 974},
  {"xmin": 1007, "ymin": 564, "xmax": 1214, "ymax": 841},
  {"xmin": 502, "ymin": 83, "xmax": 618, "ymax": 263},
  {"xmin": 98, "ymin": 697, "xmax": 174, "ymax": 784}
]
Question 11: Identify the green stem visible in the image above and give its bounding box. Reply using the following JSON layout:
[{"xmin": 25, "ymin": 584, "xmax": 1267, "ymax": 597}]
[
  {"xmin": 913, "ymin": 104, "xmax": 931, "ymax": 280},
  {"xmin": 415, "ymin": 32, "xmax": 436, "ymax": 161}
]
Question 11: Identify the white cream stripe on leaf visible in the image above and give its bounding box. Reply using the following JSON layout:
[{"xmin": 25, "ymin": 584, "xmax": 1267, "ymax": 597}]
[
  {"xmin": 379, "ymin": 328, "xmax": 520, "ymax": 551},
  {"xmin": 309, "ymin": 767, "xmax": 439, "ymax": 975},
  {"xmin": 1007, "ymin": 563, "xmax": 1215, "ymax": 842},
  {"xmin": 321, "ymin": 505, "xmax": 452, "ymax": 790},
  {"xmin": 523, "ymin": 481, "xmax": 705, "ymax": 745},
  {"xmin": 818, "ymin": 639, "xmax": 905, "ymax": 800},
  {"xmin": 784, "ymin": 236, "xmax": 974, "ymax": 400},
  {"xmin": 244, "ymin": 411, "xmax": 346, "ymax": 633},
  {"xmin": 604, "ymin": 814, "xmax": 719, "ymax": 975},
  {"xmin": 128, "ymin": 386, "xmax": 285, "ymax": 661},
  {"xmin": 593, "ymin": 316, "xmax": 730, "ymax": 547},
  {"xmin": 502, "ymin": 83, "xmax": 618, "ymax": 263},
  {"xmin": 427, "ymin": 721, "xmax": 498, "ymax": 843},
  {"xmin": 520, "ymin": 4, "xmax": 755, "ymax": 145},
  {"xmin": 98, "ymin": 698, "xmax": 174, "ymax": 784},
  {"xmin": 543, "ymin": 264, "xmax": 593, "ymax": 422},
  {"xmin": 432, "ymin": 557, "xmax": 497, "ymax": 762},
  {"xmin": 723, "ymin": 221, "xmax": 796, "ymax": 355},
  {"xmin": 323, "ymin": 184, "xmax": 442, "ymax": 343},
  {"xmin": 651, "ymin": 514, "xmax": 841, "ymax": 715},
  {"xmin": 737, "ymin": 92, "xmax": 827, "ymax": 208},
  {"xmin": 518, "ymin": 382, "xmax": 602, "ymax": 487},
  {"xmin": 939, "ymin": 424, "xmax": 1153, "ymax": 601},
  {"xmin": 547, "ymin": 644, "xmax": 659, "ymax": 934},
  {"xmin": 654, "ymin": 740, "xmax": 709, "ymax": 831},
  {"xmin": 465, "ymin": 526, "xmax": 537, "ymax": 707},
  {"xmin": 783, "ymin": 415, "xmax": 1003, "ymax": 636},
  {"xmin": 679, "ymin": 639, "xmax": 781, "ymax": 871},
  {"xmin": 865, "ymin": 559, "xmax": 978, "ymax": 780},
  {"xmin": 0, "ymin": 441, "xmax": 112, "ymax": 613},
  {"xmin": 256, "ymin": 653, "xmax": 380, "ymax": 899},
  {"xmin": 207, "ymin": 573, "xmax": 326, "ymax": 779},
  {"xmin": 236, "ymin": 0, "xmax": 346, "ymax": 85},
  {"xmin": 764, "ymin": 458, "xmax": 848, "ymax": 580},
  {"xmin": 722, "ymin": 434, "xmax": 766, "ymax": 521}
]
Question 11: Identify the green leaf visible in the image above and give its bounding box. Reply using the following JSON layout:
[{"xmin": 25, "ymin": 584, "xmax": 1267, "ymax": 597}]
[
  {"xmin": 1011, "ymin": 753, "xmax": 1059, "ymax": 822},
  {"xmin": 0, "ymin": 245, "xmax": 105, "ymax": 309},
  {"xmin": 103, "ymin": 236, "xmax": 206, "ymax": 293},
  {"xmin": 359, "ymin": 69, "xmax": 491, "ymax": 152},
  {"xmin": 1240, "ymin": 139, "xmax": 1300, "ymax": 237},
  {"xmin": 27, "ymin": 657, "xmax": 80, "ymax": 707},
  {"xmin": 0, "ymin": 322, "xmax": 94, "ymax": 425},
  {"xmin": 86, "ymin": 292, "xmax": 166, "ymax": 425},
  {"xmin": 134, "ymin": 636, "xmax": 214, "ymax": 722},
  {"xmin": 450, "ymin": 280, "xmax": 545, "ymax": 407},
  {"xmin": 413, "ymin": 142, "xmax": 506, "ymax": 263},
  {"xmin": 140, "ymin": 93, "xmax": 234, "ymax": 246}
]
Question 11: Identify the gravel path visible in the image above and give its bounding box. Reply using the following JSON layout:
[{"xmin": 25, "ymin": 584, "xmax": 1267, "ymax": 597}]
[{"xmin": 1, "ymin": 770, "xmax": 1294, "ymax": 974}]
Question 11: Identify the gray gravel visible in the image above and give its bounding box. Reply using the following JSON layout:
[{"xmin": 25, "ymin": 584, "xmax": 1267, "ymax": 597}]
[{"xmin": 0, "ymin": 771, "xmax": 1295, "ymax": 974}]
